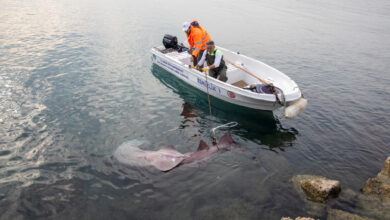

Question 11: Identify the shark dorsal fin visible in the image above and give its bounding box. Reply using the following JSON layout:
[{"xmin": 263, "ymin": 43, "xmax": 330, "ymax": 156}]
[
  {"xmin": 217, "ymin": 132, "xmax": 234, "ymax": 148},
  {"xmin": 197, "ymin": 140, "xmax": 209, "ymax": 151}
]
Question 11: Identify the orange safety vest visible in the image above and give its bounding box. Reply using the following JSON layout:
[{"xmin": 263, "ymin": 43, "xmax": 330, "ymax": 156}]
[{"xmin": 186, "ymin": 22, "xmax": 211, "ymax": 57}]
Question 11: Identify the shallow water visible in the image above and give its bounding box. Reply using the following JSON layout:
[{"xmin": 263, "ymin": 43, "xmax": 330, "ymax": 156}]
[{"xmin": 1, "ymin": 0, "xmax": 390, "ymax": 219}]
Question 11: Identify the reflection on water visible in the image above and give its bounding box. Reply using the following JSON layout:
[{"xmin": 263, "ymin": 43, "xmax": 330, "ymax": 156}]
[
  {"xmin": 179, "ymin": 103, "xmax": 199, "ymax": 136},
  {"xmin": 151, "ymin": 64, "xmax": 298, "ymax": 151}
]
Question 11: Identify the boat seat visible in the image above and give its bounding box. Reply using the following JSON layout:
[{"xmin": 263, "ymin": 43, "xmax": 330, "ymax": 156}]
[{"xmin": 231, "ymin": 80, "xmax": 248, "ymax": 88}]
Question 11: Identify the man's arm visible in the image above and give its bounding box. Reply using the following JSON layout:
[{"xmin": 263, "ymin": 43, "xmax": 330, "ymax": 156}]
[{"xmin": 196, "ymin": 51, "xmax": 207, "ymax": 67}]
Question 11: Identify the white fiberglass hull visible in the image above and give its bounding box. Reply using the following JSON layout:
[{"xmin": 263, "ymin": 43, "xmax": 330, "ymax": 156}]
[{"xmin": 151, "ymin": 46, "xmax": 304, "ymax": 112}]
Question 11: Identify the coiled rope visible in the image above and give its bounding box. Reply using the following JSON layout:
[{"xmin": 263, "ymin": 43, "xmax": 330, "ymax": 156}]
[{"xmin": 210, "ymin": 122, "xmax": 238, "ymax": 139}]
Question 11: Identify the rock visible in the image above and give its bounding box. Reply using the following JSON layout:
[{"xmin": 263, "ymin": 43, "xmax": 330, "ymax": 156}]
[
  {"xmin": 380, "ymin": 157, "xmax": 390, "ymax": 177},
  {"xmin": 362, "ymin": 177, "xmax": 390, "ymax": 199},
  {"xmin": 327, "ymin": 209, "xmax": 375, "ymax": 220},
  {"xmin": 300, "ymin": 177, "xmax": 341, "ymax": 203},
  {"xmin": 281, "ymin": 217, "xmax": 315, "ymax": 220},
  {"xmin": 290, "ymin": 175, "xmax": 328, "ymax": 216},
  {"xmin": 358, "ymin": 156, "xmax": 390, "ymax": 219},
  {"xmin": 362, "ymin": 156, "xmax": 390, "ymax": 200},
  {"xmin": 356, "ymin": 193, "xmax": 390, "ymax": 219}
]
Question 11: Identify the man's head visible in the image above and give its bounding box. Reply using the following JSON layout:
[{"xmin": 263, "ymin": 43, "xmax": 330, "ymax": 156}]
[
  {"xmin": 206, "ymin": 41, "xmax": 215, "ymax": 53},
  {"xmin": 182, "ymin": 22, "xmax": 191, "ymax": 34}
]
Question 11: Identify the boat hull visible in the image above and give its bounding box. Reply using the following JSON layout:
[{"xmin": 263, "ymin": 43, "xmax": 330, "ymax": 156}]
[{"xmin": 151, "ymin": 47, "xmax": 301, "ymax": 111}]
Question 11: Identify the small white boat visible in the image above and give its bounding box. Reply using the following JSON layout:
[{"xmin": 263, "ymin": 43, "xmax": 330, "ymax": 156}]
[{"xmin": 151, "ymin": 38, "xmax": 307, "ymax": 118}]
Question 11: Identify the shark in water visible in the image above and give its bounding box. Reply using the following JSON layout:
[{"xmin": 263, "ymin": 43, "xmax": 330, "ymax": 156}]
[{"xmin": 113, "ymin": 132, "xmax": 236, "ymax": 171}]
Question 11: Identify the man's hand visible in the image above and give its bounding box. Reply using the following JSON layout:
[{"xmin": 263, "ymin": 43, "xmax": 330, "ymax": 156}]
[
  {"xmin": 190, "ymin": 56, "xmax": 194, "ymax": 62},
  {"xmin": 195, "ymin": 65, "xmax": 199, "ymax": 70}
]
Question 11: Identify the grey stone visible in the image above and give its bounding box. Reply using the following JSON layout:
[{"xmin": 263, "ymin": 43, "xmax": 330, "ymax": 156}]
[
  {"xmin": 290, "ymin": 175, "xmax": 327, "ymax": 216},
  {"xmin": 300, "ymin": 177, "xmax": 341, "ymax": 203}
]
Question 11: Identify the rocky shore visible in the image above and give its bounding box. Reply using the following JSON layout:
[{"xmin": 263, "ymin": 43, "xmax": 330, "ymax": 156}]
[{"xmin": 283, "ymin": 156, "xmax": 390, "ymax": 220}]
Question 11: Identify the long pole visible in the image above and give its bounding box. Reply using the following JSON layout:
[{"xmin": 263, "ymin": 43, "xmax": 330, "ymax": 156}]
[{"xmin": 225, "ymin": 59, "xmax": 272, "ymax": 86}]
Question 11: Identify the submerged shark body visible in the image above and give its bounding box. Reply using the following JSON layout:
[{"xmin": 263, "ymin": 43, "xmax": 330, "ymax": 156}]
[{"xmin": 113, "ymin": 132, "xmax": 235, "ymax": 171}]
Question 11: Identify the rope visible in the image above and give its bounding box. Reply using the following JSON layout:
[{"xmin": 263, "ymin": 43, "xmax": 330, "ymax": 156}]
[
  {"xmin": 189, "ymin": 65, "xmax": 239, "ymax": 144},
  {"xmin": 211, "ymin": 122, "xmax": 238, "ymax": 139},
  {"xmin": 203, "ymin": 69, "xmax": 217, "ymax": 145}
]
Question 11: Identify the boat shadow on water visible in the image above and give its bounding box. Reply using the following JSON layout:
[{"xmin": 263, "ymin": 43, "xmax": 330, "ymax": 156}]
[{"xmin": 151, "ymin": 65, "xmax": 299, "ymax": 151}]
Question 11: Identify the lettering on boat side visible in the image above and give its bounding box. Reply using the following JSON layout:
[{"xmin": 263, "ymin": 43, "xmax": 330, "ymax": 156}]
[
  {"xmin": 227, "ymin": 91, "xmax": 235, "ymax": 98},
  {"xmin": 156, "ymin": 58, "xmax": 189, "ymax": 79},
  {"xmin": 197, "ymin": 78, "xmax": 221, "ymax": 94}
]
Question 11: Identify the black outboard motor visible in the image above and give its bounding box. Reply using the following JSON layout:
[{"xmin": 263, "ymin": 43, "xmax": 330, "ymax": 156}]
[{"xmin": 163, "ymin": 34, "xmax": 178, "ymax": 49}]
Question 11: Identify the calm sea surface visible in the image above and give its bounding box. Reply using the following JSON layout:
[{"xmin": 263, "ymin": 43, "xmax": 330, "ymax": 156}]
[{"xmin": 1, "ymin": 0, "xmax": 389, "ymax": 219}]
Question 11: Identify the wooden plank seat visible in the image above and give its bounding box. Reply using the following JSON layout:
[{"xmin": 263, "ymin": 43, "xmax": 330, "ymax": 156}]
[{"xmin": 231, "ymin": 80, "xmax": 248, "ymax": 88}]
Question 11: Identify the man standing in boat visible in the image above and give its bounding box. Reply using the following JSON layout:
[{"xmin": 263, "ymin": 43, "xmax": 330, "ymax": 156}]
[
  {"xmin": 196, "ymin": 41, "xmax": 228, "ymax": 82},
  {"xmin": 183, "ymin": 21, "xmax": 211, "ymax": 67}
]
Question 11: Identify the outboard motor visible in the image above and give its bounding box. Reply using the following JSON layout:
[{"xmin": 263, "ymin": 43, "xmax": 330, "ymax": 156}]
[{"xmin": 163, "ymin": 34, "xmax": 178, "ymax": 49}]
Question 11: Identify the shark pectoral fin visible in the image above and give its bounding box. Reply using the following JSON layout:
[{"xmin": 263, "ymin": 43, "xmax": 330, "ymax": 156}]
[
  {"xmin": 149, "ymin": 148, "xmax": 187, "ymax": 171},
  {"xmin": 197, "ymin": 140, "xmax": 209, "ymax": 151},
  {"xmin": 149, "ymin": 154, "xmax": 185, "ymax": 172}
]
